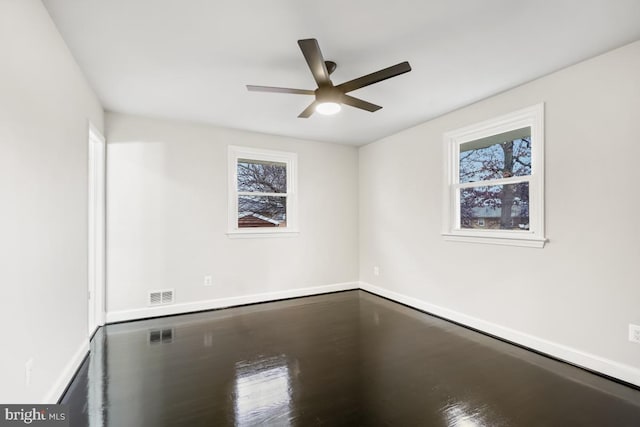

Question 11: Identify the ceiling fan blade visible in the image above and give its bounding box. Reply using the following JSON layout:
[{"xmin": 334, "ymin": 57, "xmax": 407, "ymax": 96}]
[
  {"xmin": 341, "ymin": 94, "xmax": 382, "ymax": 112},
  {"xmin": 298, "ymin": 39, "xmax": 331, "ymax": 87},
  {"xmin": 246, "ymin": 85, "xmax": 315, "ymax": 95},
  {"xmin": 336, "ymin": 61, "xmax": 411, "ymax": 94},
  {"xmin": 298, "ymin": 101, "xmax": 317, "ymax": 118}
]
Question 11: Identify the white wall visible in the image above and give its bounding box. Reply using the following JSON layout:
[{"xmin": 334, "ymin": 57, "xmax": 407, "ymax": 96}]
[
  {"xmin": 0, "ymin": 0, "xmax": 104, "ymax": 402},
  {"xmin": 359, "ymin": 41, "xmax": 640, "ymax": 385},
  {"xmin": 105, "ymin": 113, "xmax": 359, "ymax": 320}
]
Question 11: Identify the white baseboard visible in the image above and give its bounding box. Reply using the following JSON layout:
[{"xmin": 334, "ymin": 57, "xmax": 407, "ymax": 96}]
[
  {"xmin": 42, "ymin": 339, "xmax": 89, "ymax": 404},
  {"xmin": 106, "ymin": 281, "xmax": 359, "ymax": 324},
  {"xmin": 359, "ymin": 281, "xmax": 640, "ymax": 388},
  {"xmin": 103, "ymin": 279, "xmax": 640, "ymax": 388}
]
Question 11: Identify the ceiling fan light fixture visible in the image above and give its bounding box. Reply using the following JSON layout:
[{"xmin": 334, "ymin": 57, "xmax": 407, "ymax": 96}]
[{"xmin": 315, "ymin": 101, "xmax": 341, "ymax": 115}]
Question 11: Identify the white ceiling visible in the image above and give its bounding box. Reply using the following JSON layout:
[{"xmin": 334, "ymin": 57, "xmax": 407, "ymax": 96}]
[{"xmin": 43, "ymin": 0, "xmax": 640, "ymax": 146}]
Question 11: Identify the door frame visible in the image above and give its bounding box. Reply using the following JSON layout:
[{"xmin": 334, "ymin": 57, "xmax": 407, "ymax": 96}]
[{"xmin": 88, "ymin": 122, "xmax": 106, "ymax": 336}]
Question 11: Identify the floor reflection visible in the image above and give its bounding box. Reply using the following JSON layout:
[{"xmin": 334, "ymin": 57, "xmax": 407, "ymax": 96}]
[
  {"xmin": 87, "ymin": 331, "xmax": 105, "ymax": 427},
  {"xmin": 442, "ymin": 402, "xmax": 489, "ymax": 427},
  {"xmin": 234, "ymin": 355, "xmax": 291, "ymax": 426},
  {"xmin": 61, "ymin": 291, "xmax": 640, "ymax": 426}
]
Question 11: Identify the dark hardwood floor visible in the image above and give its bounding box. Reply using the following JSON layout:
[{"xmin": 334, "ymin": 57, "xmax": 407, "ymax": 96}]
[{"xmin": 62, "ymin": 290, "xmax": 640, "ymax": 426}]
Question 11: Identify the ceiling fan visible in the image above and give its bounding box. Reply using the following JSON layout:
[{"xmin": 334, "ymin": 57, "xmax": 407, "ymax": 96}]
[{"xmin": 247, "ymin": 38, "xmax": 411, "ymax": 118}]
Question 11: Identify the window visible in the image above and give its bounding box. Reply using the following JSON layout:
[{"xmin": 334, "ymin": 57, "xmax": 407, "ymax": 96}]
[
  {"xmin": 443, "ymin": 104, "xmax": 545, "ymax": 247},
  {"xmin": 228, "ymin": 146, "xmax": 298, "ymax": 237}
]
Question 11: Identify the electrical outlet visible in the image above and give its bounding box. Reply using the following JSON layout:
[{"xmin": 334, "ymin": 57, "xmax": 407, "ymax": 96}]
[
  {"xmin": 373, "ymin": 266, "xmax": 380, "ymax": 276},
  {"xmin": 204, "ymin": 275, "xmax": 213, "ymax": 287},
  {"xmin": 25, "ymin": 358, "xmax": 34, "ymax": 387},
  {"xmin": 629, "ymin": 324, "xmax": 640, "ymax": 344}
]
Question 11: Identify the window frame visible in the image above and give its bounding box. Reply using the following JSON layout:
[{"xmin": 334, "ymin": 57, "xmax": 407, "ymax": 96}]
[
  {"xmin": 442, "ymin": 104, "xmax": 546, "ymax": 248},
  {"xmin": 227, "ymin": 146, "xmax": 298, "ymax": 238}
]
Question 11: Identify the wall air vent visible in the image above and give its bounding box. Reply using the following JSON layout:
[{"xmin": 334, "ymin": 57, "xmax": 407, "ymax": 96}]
[
  {"xmin": 161, "ymin": 290, "xmax": 174, "ymax": 304},
  {"xmin": 148, "ymin": 289, "xmax": 175, "ymax": 306}
]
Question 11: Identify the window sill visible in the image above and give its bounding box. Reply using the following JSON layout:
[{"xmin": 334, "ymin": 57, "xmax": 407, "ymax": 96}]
[
  {"xmin": 442, "ymin": 232, "xmax": 546, "ymax": 248},
  {"xmin": 226, "ymin": 229, "xmax": 300, "ymax": 239}
]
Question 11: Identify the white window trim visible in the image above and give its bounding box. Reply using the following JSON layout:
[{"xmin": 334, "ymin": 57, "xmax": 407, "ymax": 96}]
[
  {"xmin": 227, "ymin": 145, "xmax": 299, "ymax": 238},
  {"xmin": 442, "ymin": 104, "xmax": 546, "ymax": 248}
]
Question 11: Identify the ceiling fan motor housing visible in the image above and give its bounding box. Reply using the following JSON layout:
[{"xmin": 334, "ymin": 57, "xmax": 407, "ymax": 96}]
[{"xmin": 315, "ymin": 86, "xmax": 344, "ymax": 104}]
